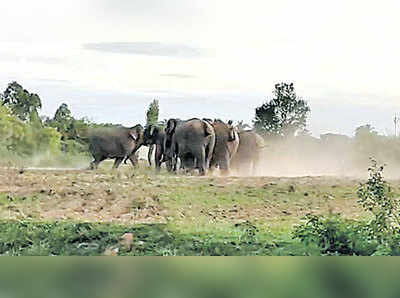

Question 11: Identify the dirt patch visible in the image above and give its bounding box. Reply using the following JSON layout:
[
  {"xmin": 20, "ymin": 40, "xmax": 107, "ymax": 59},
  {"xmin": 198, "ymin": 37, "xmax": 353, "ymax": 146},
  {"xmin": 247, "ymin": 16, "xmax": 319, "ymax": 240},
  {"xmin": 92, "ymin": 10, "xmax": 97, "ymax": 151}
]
[{"xmin": 1, "ymin": 166, "xmax": 398, "ymax": 227}]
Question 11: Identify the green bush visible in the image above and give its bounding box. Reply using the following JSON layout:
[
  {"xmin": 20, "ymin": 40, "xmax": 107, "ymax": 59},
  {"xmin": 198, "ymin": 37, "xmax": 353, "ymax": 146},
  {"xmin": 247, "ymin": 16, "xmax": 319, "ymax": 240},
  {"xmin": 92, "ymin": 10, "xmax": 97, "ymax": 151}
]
[
  {"xmin": 293, "ymin": 159, "xmax": 400, "ymax": 256},
  {"xmin": 0, "ymin": 105, "xmax": 68, "ymax": 165},
  {"xmin": 292, "ymin": 214, "xmax": 376, "ymax": 255}
]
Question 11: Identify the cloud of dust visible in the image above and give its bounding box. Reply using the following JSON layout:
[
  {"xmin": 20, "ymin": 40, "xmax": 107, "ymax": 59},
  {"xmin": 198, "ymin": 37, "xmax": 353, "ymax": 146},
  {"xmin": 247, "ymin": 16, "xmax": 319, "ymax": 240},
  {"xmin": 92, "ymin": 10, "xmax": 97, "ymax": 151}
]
[{"xmin": 232, "ymin": 134, "xmax": 400, "ymax": 179}]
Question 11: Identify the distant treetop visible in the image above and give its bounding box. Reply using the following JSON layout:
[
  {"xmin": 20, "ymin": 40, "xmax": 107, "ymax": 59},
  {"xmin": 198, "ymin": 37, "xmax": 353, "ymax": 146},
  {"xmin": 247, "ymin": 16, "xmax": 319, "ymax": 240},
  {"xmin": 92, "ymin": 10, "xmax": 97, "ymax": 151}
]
[{"xmin": 254, "ymin": 82, "xmax": 310, "ymax": 137}]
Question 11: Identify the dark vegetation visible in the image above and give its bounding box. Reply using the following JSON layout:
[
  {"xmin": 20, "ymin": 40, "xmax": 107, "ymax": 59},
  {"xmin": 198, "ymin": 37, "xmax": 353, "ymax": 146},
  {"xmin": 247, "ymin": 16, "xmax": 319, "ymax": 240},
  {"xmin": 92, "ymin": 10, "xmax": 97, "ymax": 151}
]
[
  {"xmin": 0, "ymin": 220, "xmax": 311, "ymax": 256},
  {"xmin": 254, "ymin": 82, "xmax": 310, "ymax": 137},
  {"xmin": 0, "ymin": 81, "xmax": 122, "ymax": 166}
]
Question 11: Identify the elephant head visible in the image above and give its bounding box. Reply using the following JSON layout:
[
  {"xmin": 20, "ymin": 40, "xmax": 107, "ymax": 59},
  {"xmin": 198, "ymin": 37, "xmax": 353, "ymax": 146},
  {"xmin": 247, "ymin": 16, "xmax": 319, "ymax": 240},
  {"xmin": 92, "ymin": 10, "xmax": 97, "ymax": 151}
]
[
  {"xmin": 144, "ymin": 124, "xmax": 159, "ymax": 146},
  {"xmin": 129, "ymin": 124, "xmax": 144, "ymax": 148},
  {"xmin": 166, "ymin": 118, "xmax": 178, "ymax": 136}
]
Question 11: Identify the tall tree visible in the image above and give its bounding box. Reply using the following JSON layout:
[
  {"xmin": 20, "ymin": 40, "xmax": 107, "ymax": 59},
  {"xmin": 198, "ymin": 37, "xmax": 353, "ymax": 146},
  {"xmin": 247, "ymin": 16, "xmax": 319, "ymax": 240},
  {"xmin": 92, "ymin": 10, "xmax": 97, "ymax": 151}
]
[
  {"xmin": 355, "ymin": 124, "xmax": 377, "ymax": 138},
  {"xmin": 2, "ymin": 81, "xmax": 42, "ymax": 123},
  {"xmin": 254, "ymin": 83, "xmax": 310, "ymax": 137},
  {"xmin": 146, "ymin": 99, "xmax": 159, "ymax": 126},
  {"xmin": 51, "ymin": 103, "xmax": 74, "ymax": 136}
]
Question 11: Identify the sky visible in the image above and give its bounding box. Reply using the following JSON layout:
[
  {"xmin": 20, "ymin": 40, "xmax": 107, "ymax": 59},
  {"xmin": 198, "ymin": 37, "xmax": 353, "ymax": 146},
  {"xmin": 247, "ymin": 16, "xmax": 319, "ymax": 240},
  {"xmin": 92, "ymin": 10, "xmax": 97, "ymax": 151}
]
[{"xmin": 1, "ymin": 0, "xmax": 400, "ymax": 136}]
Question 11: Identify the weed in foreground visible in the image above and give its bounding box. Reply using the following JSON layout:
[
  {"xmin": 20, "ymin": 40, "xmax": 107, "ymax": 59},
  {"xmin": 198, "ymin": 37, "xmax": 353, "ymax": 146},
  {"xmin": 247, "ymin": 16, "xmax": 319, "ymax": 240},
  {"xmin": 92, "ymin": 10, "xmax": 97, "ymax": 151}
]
[{"xmin": 293, "ymin": 158, "xmax": 400, "ymax": 255}]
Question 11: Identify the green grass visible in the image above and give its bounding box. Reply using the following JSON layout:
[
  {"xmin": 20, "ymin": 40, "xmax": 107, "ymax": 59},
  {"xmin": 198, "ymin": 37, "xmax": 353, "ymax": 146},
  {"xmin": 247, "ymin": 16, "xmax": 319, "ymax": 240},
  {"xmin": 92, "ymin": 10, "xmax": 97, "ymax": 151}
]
[
  {"xmin": 0, "ymin": 219, "xmax": 320, "ymax": 256},
  {"xmin": 0, "ymin": 161, "xmax": 399, "ymax": 255}
]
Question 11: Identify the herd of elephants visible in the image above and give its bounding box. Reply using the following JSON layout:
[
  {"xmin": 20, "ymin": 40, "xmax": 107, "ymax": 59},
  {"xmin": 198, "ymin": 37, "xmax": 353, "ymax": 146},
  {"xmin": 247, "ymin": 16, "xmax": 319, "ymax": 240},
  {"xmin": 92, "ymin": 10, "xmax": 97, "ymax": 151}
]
[{"xmin": 87, "ymin": 118, "xmax": 265, "ymax": 176}]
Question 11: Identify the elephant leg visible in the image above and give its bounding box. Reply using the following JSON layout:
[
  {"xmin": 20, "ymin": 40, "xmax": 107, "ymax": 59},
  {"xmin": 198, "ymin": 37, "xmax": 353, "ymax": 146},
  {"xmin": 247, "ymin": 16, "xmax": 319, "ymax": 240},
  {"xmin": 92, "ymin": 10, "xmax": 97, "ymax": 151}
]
[
  {"xmin": 176, "ymin": 157, "xmax": 182, "ymax": 172},
  {"xmin": 90, "ymin": 155, "xmax": 106, "ymax": 170},
  {"xmin": 219, "ymin": 153, "xmax": 230, "ymax": 176},
  {"xmin": 252, "ymin": 152, "xmax": 262, "ymax": 176},
  {"xmin": 205, "ymin": 135, "xmax": 215, "ymax": 170},
  {"xmin": 154, "ymin": 144, "xmax": 162, "ymax": 171},
  {"xmin": 128, "ymin": 154, "xmax": 138, "ymax": 167},
  {"xmin": 172, "ymin": 143, "xmax": 180, "ymax": 173},
  {"xmin": 166, "ymin": 159, "xmax": 173, "ymax": 172},
  {"xmin": 113, "ymin": 157, "xmax": 124, "ymax": 169},
  {"xmin": 196, "ymin": 148, "xmax": 207, "ymax": 176},
  {"xmin": 148, "ymin": 144, "xmax": 154, "ymax": 167}
]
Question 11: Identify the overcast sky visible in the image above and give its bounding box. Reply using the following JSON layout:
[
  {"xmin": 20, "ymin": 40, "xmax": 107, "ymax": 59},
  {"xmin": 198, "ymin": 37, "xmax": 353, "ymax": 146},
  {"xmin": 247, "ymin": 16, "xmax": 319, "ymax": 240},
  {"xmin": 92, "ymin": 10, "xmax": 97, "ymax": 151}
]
[{"xmin": 1, "ymin": 0, "xmax": 399, "ymax": 136}]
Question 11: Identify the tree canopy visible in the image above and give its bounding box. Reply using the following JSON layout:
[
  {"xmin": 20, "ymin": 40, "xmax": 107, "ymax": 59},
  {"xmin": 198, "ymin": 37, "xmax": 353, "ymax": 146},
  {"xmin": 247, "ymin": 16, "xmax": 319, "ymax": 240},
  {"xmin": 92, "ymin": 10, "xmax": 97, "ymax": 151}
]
[
  {"xmin": 355, "ymin": 124, "xmax": 378, "ymax": 138},
  {"xmin": 254, "ymin": 83, "xmax": 310, "ymax": 137},
  {"xmin": 50, "ymin": 103, "xmax": 74, "ymax": 136},
  {"xmin": 146, "ymin": 99, "xmax": 159, "ymax": 126},
  {"xmin": 1, "ymin": 81, "xmax": 42, "ymax": 123}
]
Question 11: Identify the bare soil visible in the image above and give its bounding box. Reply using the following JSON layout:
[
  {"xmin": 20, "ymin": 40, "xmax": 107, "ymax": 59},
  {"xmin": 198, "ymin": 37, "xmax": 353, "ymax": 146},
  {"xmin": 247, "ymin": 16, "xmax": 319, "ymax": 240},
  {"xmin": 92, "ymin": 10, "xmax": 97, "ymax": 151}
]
[{"xmin": 2, "ymin": 163, "xmax": 393, "ymax": 233}]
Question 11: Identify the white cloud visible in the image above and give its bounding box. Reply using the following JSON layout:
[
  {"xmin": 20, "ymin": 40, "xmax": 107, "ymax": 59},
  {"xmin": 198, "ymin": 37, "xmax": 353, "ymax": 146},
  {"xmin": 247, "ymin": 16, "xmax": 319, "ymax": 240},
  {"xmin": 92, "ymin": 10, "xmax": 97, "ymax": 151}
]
[
  {"xmin": 1, "ymin": 0, "xmax": 400, "ymax": 135},
  {"xmin": 83, "ymin": 42, "xmax": 207, "ymax": 58}
]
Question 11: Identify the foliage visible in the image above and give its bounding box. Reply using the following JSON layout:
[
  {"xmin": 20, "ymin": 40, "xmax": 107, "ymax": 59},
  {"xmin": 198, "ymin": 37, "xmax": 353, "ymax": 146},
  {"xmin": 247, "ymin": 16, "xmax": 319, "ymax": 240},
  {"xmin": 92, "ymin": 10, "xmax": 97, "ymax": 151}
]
[
  {"xmin": 0, "ymin": 105, "xmax": 61, "ymax": 157},
  {"xmin": 357, "ymin": 158, "xmax": 400, "ymax": 245},
  {"xmin": 293, "ymin": 159, "xmax": 400, "ymax": 255},
  {"xmin": 1, "ymin": 81, "xmax": 42, "ymax": 124},
  {"xmin": 0, "ymin": 219, "xmax": 314, "ymax": 256},
  {"xmin": 43, "ymin": 104, "xmax": 121, "ymax": 155},
  {"xmin": 254, "ymin": 82, "xmax": 310, "ymax": 137},
  {"xmin": 146, "ymin": 99, "xmax": 159, "ymax": 126},
  {"xmin": 355, "ymin": 124, "xmax": 378, "ymax": 138},
  {"xmin": 0, "ymin": 220, "xmax": 127, "ymax": 256},
  {"xmin": 50, "ymin": 103, "xmax": 74, "ymax": 135},
  {"xmin": 292, "ymin": 214, "xmax": 376, "ymax": 255}
]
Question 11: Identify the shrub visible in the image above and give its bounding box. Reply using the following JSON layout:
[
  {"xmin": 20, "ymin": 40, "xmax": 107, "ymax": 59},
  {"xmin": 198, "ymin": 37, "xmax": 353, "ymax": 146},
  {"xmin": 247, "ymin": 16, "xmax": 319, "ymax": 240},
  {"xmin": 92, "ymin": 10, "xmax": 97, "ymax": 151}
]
[
  {"xmin": 293, "ymin": 158, "xmax": 400, "ymax": 255},
  {"xmin": 357, "ymin": 158, "xmax": 400, "ymax": 241},
  {"xmin": 0, "ymin": 105, "xmax": 62, "ymax": 158},
  {"xmin": 292, "ymin": 214, "xmax": 377, "ymax": 255}
]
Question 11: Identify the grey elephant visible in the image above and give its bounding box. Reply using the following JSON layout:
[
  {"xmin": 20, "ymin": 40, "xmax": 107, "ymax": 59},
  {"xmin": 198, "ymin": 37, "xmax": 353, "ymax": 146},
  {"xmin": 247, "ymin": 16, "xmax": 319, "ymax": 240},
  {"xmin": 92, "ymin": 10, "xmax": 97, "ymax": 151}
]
[
  {"xmin": 165, "ymin": 118, "xmax": 215, "ymax": 175},
  {"xmin": 87, "ymin": 125, "xmax": 144, "ymax": 170},
  {"xmin": 162, "ymin": 119, "xmax": 184, "ymax": 172},
  {"xmin": 230, "ymin": 130, "xmax": 265, "ymax": 175},
  {"xmin": 204, "ymin": 119, "xmax": 240, "ymax": 175},
  {"xmin": 142, "ymin": 124, "xmax": 168, "ymax": 171}
]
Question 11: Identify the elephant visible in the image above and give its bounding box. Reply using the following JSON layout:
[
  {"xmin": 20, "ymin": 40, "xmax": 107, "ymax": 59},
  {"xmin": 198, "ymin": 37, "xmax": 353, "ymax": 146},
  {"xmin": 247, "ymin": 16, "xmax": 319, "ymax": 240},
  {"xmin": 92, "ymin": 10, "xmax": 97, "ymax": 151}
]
[
  {"xmin": 230, "ymin": 130, "xmax": 265, "ymax": 176},
  {"xmin": 162, "ymin": 118, "xmax": 184, "ymax": 172},
  {"xmin": 87, "ymin": 125, "xmax": 144, "ymax": 170},
  {"xmin": 142, "ymin": 124, "xmax": 167, "ymax": 171},
  {"xmin": 204, "ymin": 119, "xmax": 240, "ymax": 176},
  {"xmin": 165, "ymin": 118, "xmax": 215, "ymax": 175}
]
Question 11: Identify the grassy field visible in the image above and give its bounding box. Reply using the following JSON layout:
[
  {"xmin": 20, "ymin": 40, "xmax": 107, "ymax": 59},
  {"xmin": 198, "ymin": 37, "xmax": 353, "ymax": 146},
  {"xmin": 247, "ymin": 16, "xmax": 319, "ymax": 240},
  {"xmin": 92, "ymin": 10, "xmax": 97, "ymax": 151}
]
[{"xmin": 1, "ymin": 160, "xmax": 398, "ymax": 255}]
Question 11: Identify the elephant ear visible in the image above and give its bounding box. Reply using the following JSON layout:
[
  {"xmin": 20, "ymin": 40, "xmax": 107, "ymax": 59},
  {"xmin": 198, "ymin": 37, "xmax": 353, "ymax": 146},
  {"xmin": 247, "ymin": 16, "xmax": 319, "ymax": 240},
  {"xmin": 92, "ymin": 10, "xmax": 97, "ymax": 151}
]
[
  {"xmin": 129, "ymin": 130, "xmax": 139, "ymax": 141},
  {"xmin": 129, "ymin": 125, "xmax": 143, "ymax": 142}
]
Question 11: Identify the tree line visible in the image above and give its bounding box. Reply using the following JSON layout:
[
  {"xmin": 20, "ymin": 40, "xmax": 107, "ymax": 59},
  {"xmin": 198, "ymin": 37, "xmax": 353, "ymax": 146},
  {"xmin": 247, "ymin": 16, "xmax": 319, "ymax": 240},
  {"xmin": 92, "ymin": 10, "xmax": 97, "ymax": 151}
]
[{"xmin": 1, "ymin": 80, "xmax": 396, "ymax": 171}]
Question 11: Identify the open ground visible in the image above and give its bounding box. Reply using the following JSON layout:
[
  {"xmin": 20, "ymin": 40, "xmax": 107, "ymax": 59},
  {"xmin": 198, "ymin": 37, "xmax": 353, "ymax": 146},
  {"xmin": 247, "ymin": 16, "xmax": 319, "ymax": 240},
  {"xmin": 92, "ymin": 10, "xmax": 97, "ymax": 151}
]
[{"xmin": 2, "ymin": 161, "xmax": 398, "ymax": 255}]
